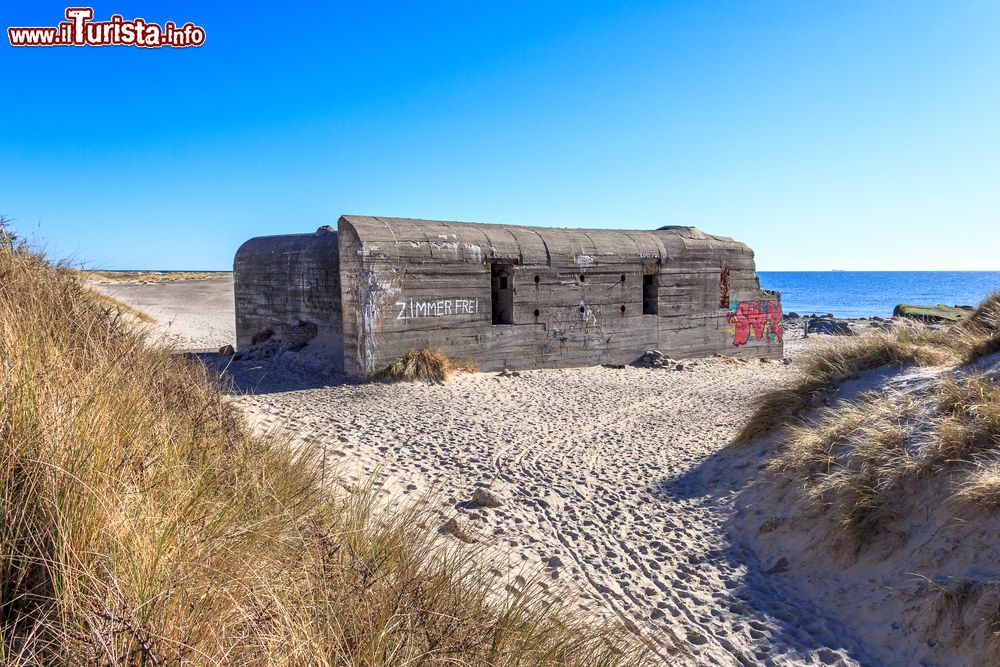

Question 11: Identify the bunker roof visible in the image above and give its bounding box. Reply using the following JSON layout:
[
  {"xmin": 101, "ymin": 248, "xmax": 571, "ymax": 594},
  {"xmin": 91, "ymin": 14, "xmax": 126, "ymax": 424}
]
[
  {"xmin": 235, "ymin": 225, "xmax": 340, "ymax": 259},
  {"xmin": 338, "ymin": 215, "xmax": 751, "ymax": 267}
]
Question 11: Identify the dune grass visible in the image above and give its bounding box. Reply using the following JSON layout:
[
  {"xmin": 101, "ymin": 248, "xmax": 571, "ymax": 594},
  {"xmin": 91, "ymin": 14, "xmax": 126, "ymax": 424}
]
[
  {"xmin": 80, "ymin": 270, "xmax": 228, "ymax": 283},
  {"xmin": 930, "ymin": 576, "xmax": 1000, "ymax": 655},
  {"xmin": 956, "ymin": 461, "xmax": 1000, "ymax": 508},
  {"xmin": 964, "ymin": 291, "xmax": 1000, "ymax": 362},
  {"xmin": 764, "ymin": 363, "xmax": 1000, "ymax": 554},
  {"xmin": 745, "ymin": 292, "xmax": 1000, "ymax": 555},
  {"xmin": 0, "ymin": 221, "xmax": 644, "ymax": 665},
  {"xmin": 371, "ymin": 345, "xmax": 478, "ymax": 383},
  {"xmin": 733, "ymin": 295, "xmax": 1000, "ymax": 445},
  {"xmin": 765, "ymin": 392, "xmax": 924, "ymax": 552}
]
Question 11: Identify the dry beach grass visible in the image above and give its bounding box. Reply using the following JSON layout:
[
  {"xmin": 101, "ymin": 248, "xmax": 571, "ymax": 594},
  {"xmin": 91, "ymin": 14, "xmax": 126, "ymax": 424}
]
[
  {"xmin": 733, "ymin": 301, "xmax": 1000, "ymax": 445},
  {"xmin": 0, "ymin": 222, "xmax": 643, "ymax": 665},
  {"xmin": 752, "ymin": 294, "xmax": 1000, "ymax": 552},
  {"xmin": 370, "ymin": 345, "xmax": 478, "ymax": 383},
  {"xmin": 81, "ymin": 270, "xmax": 228, "ymax": 283}
]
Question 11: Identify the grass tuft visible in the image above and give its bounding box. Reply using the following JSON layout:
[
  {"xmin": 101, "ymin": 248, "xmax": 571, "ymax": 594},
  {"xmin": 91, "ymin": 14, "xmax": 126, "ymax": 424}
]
[
  {"xmin": 930, "ymin": 373, "xmax": 1000, "ymax": 462},
  {"xmin": 0, "ymin": 219, "xmax": 642, "ymax": 666},
  {"xmin": 768, "ymin": 393, "xmax": 922, "ymax": 553},
  {"xmin": 956, "ymin": 461, "xmax": 1000, "ymax": 508},
  {"xmin": 929, "ymin": 576, "xmax": 1000, "ymax": 663},
  {"xmin": 371, "ymin": 345, "xmax": 478, "ymax": 383},
  {"xmin": 957, "ymin": 292, "xmax": 1000, "ymax": 362},
  {"xmin": 745, "ymin": 290, "xmax": 1000, "ymax": 556}
]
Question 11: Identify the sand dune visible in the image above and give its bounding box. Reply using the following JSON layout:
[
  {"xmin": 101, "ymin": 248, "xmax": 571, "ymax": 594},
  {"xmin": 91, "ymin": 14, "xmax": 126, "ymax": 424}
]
[{"xmin": 734, "ymin": 354, "xmax": 1000, "ymax": 667}]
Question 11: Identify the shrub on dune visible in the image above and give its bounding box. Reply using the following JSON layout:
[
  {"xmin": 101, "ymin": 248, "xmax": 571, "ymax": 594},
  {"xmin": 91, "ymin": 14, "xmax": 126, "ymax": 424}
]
[
  {"xmin": 733, "ymin": 324, "xmax": 948, "ymax": 445},
  {"xmin": 740, "ymin": 290, "xmax": 1000, "ymax": 556},
  {"xmin": 733, "ymin": 295, "xmax": 1000, "ymax": 446}
]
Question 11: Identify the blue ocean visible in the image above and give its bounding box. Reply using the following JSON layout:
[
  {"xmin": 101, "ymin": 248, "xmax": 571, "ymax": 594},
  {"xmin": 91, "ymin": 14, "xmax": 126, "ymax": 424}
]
[{"xmin": 757, "ymin": 272, "xmax": 1000, "ymax": 319}]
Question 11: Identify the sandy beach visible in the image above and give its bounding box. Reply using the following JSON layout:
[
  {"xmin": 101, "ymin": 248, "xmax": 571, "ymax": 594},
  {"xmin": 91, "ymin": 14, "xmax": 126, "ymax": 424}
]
[
  {"xmin": 92, "ymin": 275, "xmax": 237, "ymax": 352},
  {"xmin": 96, "ymin": 276, "xmax": 871, "ymax": 666}
]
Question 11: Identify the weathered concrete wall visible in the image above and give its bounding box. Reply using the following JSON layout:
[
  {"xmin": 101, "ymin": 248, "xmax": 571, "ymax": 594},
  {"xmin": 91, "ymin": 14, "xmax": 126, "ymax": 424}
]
[
  {"xmin": 233, "ymin": 227, "xmax": 343, "ymax": 370},
  {"xmin": 337, "ymin": 216, "xmax": 781, "ymax": 377}
]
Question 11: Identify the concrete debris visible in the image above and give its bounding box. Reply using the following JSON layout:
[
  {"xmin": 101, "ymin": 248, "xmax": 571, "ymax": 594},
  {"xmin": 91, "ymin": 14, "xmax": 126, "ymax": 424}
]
[
  {"xmin": 233, "ymin": 338, "xmax": 280, "ymax": 361},
  {"xmin": 471, "ymin": 487, "xmax": 504, "ymax": 508},
  {"xmin": 639, "ymin": 349, "xmax": 683, "ymax": 369}
]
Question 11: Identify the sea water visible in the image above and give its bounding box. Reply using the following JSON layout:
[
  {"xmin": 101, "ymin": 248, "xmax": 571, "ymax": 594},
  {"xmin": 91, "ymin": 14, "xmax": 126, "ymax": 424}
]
[{"xmin": 757, "ymin": 272, "xmax": 1000, "ymax": 319}]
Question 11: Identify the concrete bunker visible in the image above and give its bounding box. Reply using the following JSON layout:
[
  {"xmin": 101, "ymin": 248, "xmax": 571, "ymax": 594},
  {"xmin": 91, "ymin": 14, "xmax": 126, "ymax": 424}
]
[
  {"xmin": 234, "ymin": 215, "xmax": 783, "ymax": 377},
  {"xmin": 233, "ymin": 225, "xmax": 343, "ymax": 369}
]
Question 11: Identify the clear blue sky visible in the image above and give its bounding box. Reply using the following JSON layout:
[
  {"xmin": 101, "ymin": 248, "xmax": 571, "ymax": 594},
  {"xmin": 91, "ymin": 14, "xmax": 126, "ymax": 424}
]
[{"xmin": 1, "ymin": 1, "xmax": 998, "ymax": 270}]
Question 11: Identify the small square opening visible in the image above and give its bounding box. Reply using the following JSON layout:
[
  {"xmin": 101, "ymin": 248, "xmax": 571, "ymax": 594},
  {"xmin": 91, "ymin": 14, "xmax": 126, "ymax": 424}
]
[{"xmin": 643, "ymin": 274, "xmax": 658, "ymax": 315}]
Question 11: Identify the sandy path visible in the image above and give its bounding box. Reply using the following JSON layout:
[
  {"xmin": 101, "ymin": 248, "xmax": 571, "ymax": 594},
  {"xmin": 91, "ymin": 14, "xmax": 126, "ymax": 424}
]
[
  {"xmin": 103, "ymin": 278, "xmax": 871, "ymax": 666},
  {"xmin": 233, "ymin": 353, "xmax": 865, "ymax": 666}
]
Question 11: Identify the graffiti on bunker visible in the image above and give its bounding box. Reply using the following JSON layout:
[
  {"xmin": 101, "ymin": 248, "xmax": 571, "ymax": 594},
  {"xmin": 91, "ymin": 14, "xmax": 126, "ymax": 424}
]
[{"xmin": 727, "ymin": 299, "xmax": 783, "ymax": 347}]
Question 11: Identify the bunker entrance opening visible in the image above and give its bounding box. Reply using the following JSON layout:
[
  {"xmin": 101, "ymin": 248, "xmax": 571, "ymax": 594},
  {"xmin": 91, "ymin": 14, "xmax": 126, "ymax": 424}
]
[
  {"xmin": 643, "ymin": 273, "xmax": 659, "ymax": 315},
  {"xmin": 491, "ymin": 264, "xmax": 514, "ymax": 325}
]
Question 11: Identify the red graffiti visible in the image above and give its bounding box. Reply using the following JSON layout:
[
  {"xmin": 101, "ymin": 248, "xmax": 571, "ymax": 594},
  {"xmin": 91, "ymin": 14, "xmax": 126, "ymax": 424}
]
[{"xmin": 728, "ymin": 299, "xmax": 783, "ymax": 347}]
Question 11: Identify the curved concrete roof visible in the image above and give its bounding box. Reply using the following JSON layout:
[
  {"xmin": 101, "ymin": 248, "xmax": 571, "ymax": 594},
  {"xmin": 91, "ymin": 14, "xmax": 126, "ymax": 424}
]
[
  {"xmin": 234, "ymin": 226, "xmax": 340, "ymax": 266},
  {"xmin": 338, "ymin": 215, "xmax": 750, "ymax": 267}
]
